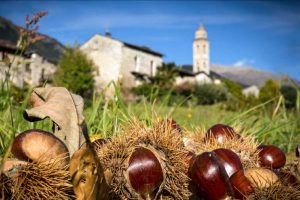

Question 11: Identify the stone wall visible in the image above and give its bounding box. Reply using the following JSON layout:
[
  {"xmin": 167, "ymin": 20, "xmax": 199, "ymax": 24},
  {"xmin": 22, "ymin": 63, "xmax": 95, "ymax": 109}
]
[
  {"xmin": 0, "ymin": 52, "xmax": 56, "ymax": 88},
  {"xmin": 80, "ymin": 34, "xmax": 123, "ymax": 93},
  {"xmin": 120, "ymin": 46, "xmax": 163, "ymax": 88}
]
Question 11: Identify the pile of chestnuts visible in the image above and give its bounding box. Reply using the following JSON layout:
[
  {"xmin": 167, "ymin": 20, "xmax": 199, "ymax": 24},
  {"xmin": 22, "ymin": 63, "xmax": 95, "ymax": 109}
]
[{"xmin": 186, "ymin": 123, "xmax": 300, "ymax": 200}]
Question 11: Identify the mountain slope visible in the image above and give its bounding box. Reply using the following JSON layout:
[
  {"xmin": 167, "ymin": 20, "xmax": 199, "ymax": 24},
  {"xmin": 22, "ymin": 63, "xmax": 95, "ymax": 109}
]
[
  {"xmin": 211, "ymin": 64, "xmax": 298, "ymax": 87},
  {"xmin": 0, "ymin": 16, "xmax": 64, "ymax": 64}
]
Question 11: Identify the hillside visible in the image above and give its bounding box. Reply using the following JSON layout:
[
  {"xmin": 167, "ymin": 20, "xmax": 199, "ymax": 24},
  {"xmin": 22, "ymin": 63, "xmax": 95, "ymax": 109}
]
[
  {"xmin": 0, "ymin": 16, "xmax": 64, "ymax": 64},
  {"xmin": 211, "ymin": 64, "xmax": 298, "ymax": 87}
]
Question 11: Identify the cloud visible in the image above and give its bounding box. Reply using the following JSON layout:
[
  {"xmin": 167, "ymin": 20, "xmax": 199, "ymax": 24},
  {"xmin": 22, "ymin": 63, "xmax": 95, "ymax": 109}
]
[{"xmin": 233, "ymin": 59, "xmax": 255, "ymax": 67}]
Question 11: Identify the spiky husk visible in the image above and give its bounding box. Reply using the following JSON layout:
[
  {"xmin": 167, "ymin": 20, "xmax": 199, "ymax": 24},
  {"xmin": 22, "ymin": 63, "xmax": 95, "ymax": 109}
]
[
  {"xmin": 96, "ymin": 118, "xmax": 191, "ymax": 200},
  {"xmin": 247, "ymin": 183, "xmax": 300, "ymax": 200},
  {"xmin": 185, "ymin": 126, "xmax": 260, "ymax": 169},
  {"xmin": 281, "ymin": 159, "xmax": 300, "ymax": 181},
  {"xmin": 0, "ymin": 173, "xmax": 13, "ymax": 199},
  {"xmin": 3, "ymin": 157, "xmax": 74, "ymax": 200}
]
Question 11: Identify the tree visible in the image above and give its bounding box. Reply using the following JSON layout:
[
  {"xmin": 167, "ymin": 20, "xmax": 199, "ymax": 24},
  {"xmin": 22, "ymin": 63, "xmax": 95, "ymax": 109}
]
[
  {"xmin": 259, "ymin": 79, "xmax": 280, "ymax": 103},
  {"xmin": 152, "ymin": 62, "xmax": 178, "ymax": 88},
  {"xmin": 280, "ymin": 85, "xmax": 297, "ymax": 109},
  {"xmin": 223, "ymin": 78, "xmax": 243, "ymax": 98},
  {"xmin": 54, "ymin": 46, "xmax": 95, "ymax": 98}
]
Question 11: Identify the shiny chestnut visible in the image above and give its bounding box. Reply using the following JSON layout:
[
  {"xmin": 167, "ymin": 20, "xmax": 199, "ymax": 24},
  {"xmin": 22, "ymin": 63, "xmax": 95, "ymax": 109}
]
[
  {"xmin": 213, "ymin": 148, "xmax": 243, "ymax": 178},
  {"xmin": 127, "ymin": 147, "xmax": 164, "ymax": 198},
  {"xmin": 257, "ymin": 145, "xmax": 286, "ymax": 169},
  {"xmin": 205, "ymin": 124, "xmax": 240, "ymax": 143},
  {"xmin": 189, "ymin": 152, "xmax": 231, "ymax": 200},
  {"xmin": 230, "ymin": 170, "xmax": 254, "ymax": 199}
]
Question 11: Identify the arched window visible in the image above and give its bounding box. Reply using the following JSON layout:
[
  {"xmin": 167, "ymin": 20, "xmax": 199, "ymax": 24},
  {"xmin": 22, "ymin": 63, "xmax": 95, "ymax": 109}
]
[
  {"xmin": 203, "ymin": 45, "xmax": 206, "ymax": 53},
  {"xmin": 203, "ymin": 62, "xmax": 206, "ymax": 68}
]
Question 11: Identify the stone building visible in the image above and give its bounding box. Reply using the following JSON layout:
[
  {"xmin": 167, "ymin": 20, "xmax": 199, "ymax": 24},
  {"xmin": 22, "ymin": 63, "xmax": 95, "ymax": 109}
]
[
  {"xmin": 80, "ymin": 33, "xmax": 163, "ymax": 92},
  {"xmin": 0, "ymin": 39, "xmax": 56, "ymax": 88}
]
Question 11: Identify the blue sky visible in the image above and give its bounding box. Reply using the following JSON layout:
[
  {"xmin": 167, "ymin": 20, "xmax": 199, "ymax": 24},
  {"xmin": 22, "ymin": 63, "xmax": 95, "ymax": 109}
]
[{"xmin": 1, "ymin": 1, "xmax": 300, "ymax": 79}]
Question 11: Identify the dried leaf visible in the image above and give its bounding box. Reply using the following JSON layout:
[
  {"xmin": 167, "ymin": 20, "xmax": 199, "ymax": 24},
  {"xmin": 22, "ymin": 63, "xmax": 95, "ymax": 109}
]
[
  {"xmin": 70, "ymin": 147, "xmax": 109, "ymax": 200},
  {"xmin": 24, "ymin": 87, "xmax": 85, "ymax": 155}
]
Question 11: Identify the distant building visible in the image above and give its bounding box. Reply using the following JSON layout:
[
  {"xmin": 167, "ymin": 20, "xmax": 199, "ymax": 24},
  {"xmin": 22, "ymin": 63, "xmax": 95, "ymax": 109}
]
[
  {"xmin": 0, "ymin": 39, "xmax": 56, "ymax": 88},
  {"xmin": 242, "ymin": 85, "xmax": 260, "ymax": 97},
  {"xmin": 80, "ymin": 33, "xmax": 163, "ymax": 92},
  {"xmin": 175, "ymin": 23, "xmax": 221, "ymax": 85}
]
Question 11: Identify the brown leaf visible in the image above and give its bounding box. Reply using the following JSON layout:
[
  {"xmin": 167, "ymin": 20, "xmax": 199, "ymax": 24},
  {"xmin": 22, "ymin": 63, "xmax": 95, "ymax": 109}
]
[
  {"xmin": 24, "ymin": 87, "xmax": 86, "ymax": 155},
  {"xmin": 70, "ymin": 147, "xmax": 109, "ymax": 200}
]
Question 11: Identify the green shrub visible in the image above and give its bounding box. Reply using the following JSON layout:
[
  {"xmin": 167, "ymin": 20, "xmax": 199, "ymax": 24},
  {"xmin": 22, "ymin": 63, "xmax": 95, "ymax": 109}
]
[
  {"xmin": 54, "ymin": 46, "xmax": 95, "ymax": 98},
  {"xmin": 193, "ymin": 84, "xmax": 228, "ymax": 105},
  {"xmin": 223, "ymin": 78, "xmax": 243, "ymax": 98},
  {"xmin": 280, "ymin": 85, "xmax": 297, "ymax": 109},
  {"xmin": 259, "ymin": 79, "xmax": 280, "ymax": 103}
]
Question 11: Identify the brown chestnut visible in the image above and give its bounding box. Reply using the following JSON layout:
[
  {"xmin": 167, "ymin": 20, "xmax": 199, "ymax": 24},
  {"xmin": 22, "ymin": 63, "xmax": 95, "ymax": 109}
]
[
  {"xmin": 213, "ymin": 148, "xmax": 243, "ymax": 178},
  {"xmin": 12, "ymin": 129, "xmax": 70, "ymax": 166},
  {"xmin": 127, "ymin": 147, "xmax": 164, "ymax": 198},
  {"xmin": 189, "ymin": 151, "xmax": 231, "ymax": 200},
  {"xmin": 205, "ymin": 124, "xmax": 240, "ymax": 143},
  {"xmin": 230, "ymin": 170, "xmax": 254, "ymax": 199},
  {"xmin": 186, "ymin": 151, "xmax": 196, "ymax": 177},
  {"xmin": 257, "ymin": 145, "xmax": 286, "ymax": 169}
]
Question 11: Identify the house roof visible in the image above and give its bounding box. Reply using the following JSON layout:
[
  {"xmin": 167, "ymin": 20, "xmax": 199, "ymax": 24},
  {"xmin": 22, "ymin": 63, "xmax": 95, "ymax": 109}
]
[
  {"xmin": 0, "ymin": 39, "xmax": 57, "ymax": 64},
  {"xmin": 123, "ymin": 42, "xmax": 163, "ymax": 57},
  {"xmin": 0, "ymin": 39, "xmax": 17, "ymax": 53},
  {"xmin": 84, "ymin": 33, "xmax": 163, "ymax": 57},
  {"xmin": 177, "ymin": 64, "xmax": 222, "ymax": 79}
]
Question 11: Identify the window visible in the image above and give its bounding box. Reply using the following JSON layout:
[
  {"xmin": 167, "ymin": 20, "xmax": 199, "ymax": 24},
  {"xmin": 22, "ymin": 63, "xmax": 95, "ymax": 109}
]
[
  {"xmin": 25, "ymin": 63, "xmax": 31, "ymax": 72},
  {"xmin": 203, "ymin": 45, "xmax": 206, "ymax": 53},
  {"xmin": 135, "ymin": 56, "xmax": 140, "ymax": 72},
  {"xmin": 203, "ymin": 62, "xmax": 206, "ymax": 68},
  {"xmin": 93, "ymin": 40, "xmax": 99, "ymax": 50},
  {"xmin": 150, "ymin": 61, "xmax": 156, "ymax": 76}
]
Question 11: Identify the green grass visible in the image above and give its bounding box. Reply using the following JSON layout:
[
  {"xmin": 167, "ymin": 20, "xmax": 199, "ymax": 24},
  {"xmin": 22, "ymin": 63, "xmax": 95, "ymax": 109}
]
[{"xmin": 1, "ymin": 84, "xmax": 300, "ymax": 164}]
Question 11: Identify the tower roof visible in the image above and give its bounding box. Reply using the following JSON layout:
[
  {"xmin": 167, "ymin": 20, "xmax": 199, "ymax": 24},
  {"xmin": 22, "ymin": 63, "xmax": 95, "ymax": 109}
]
[{"xmin": 195, "ymin": 22, "xmax": 207, "ymax": 40}]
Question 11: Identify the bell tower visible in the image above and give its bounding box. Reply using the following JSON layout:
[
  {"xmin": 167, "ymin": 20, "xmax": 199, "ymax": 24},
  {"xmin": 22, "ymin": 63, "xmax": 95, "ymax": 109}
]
[{"xmin": 193, "ymin": 22, "xmax": 210, "ymax": 74}]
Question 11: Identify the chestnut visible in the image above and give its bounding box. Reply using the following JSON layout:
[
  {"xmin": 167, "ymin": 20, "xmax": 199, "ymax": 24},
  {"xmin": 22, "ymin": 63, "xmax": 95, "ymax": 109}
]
[
  {"xmin": 213, "ymin": 148, "xmax": 243, "ymax": 178},
  {"xmin": 189, "ymin": 152, "xmax": 231, "ymax": 200},
  {"xmin": 186, "ymin": 151, "xmax": 196, "ymax": 177},
  {"xmin": 12, "ymin": 129, "xmax": 70, "ymax": 166},
  {"xmin": 127, "ymin": 147, "xmax": 164, "ymax": 199},
  {"xmin": 205, "ymin": 124, "xmax": 240, "ymax": 143},
  {"xmin": 230, "ymin": 170, "xmax": 254, "ymax": 199},
  {"xmin": 257, "ymin": 145, "xmax": 286, "ymax": 169}
]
